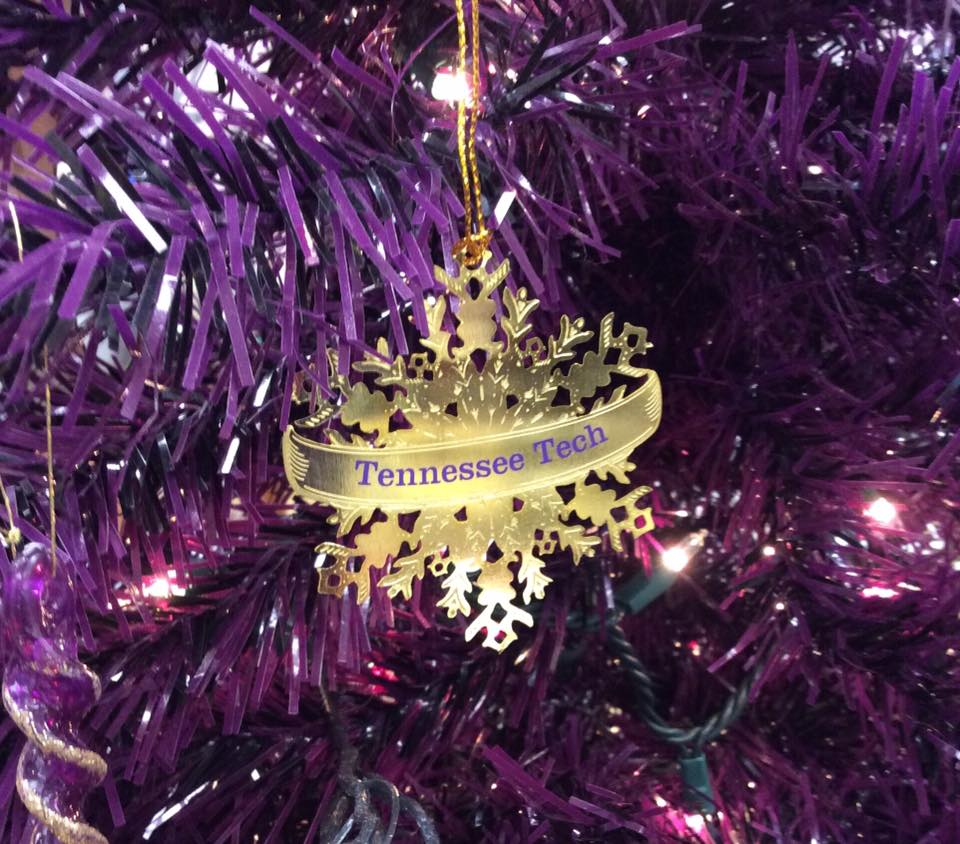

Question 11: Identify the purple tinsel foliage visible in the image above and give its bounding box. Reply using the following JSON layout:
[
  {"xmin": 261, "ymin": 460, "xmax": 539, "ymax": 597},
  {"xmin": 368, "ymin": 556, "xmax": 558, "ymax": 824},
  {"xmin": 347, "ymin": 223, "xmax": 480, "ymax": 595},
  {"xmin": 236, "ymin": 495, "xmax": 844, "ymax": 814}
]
[{"xmin": 0, "ymin": 1, "xmax": 958, "ymax": 842}]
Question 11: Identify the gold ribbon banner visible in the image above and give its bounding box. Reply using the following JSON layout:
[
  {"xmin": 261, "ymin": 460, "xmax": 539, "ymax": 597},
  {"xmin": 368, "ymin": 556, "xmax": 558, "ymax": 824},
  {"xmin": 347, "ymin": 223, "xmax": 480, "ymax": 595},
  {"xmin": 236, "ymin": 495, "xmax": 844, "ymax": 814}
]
[{"xmin": 284, "ymin": 373, "xmax": 661, "ymax": 511}]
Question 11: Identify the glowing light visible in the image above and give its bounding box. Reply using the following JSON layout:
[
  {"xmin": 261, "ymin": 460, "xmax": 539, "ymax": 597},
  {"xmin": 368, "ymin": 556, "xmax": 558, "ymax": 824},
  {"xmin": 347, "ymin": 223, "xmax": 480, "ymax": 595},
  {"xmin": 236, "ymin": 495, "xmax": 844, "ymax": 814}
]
[
  {"xmin": 661, "ymin": 530, "xmax": 707, "ymax": 573},
  {"xmin": 762, "ymin": 545, "xmax": 776, "ymax": 557},
  {"xmin": 684, "ymin": 813, "xmax": 706, "ymax": 833},
  {"xmin": 142, "ymin": 575, "xmax": 172, "ymax": 600},
  {"xmin": 865, "ymin": 496, "xmax": 897, "ymax": 525},
  {"xmin": 861, "ymin": 586, "xmax": 898, "ymax": 599},
  {"xmin": 662, "ymin": 545, "xmax": 691, "ymax": 572},
  {"xmin": 141, "ymin": 570, "xmax": 186, "ymax": 602},
  {"xmin": 431, "ymin": 67, "xmax": 470, "ymax": 103}
]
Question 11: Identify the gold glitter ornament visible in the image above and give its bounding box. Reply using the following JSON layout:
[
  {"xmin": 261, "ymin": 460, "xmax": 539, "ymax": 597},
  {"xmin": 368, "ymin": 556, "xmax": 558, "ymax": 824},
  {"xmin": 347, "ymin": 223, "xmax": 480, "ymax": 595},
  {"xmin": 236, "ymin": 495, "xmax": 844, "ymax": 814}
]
[
  {"xmin": 284, "ymin": 253, "xmax": 661, "ymax": 651},
  {"xmin": 2, "ymin": 362, "xmax": 107, "ymax": 844}
]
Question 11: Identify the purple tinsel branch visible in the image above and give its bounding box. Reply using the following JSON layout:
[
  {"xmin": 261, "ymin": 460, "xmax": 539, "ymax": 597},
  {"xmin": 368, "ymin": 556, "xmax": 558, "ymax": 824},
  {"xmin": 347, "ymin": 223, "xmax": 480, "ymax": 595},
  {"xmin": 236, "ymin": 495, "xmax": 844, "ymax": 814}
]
[{"xmin": 0, "ymin": 1, "xmax": 958, "ymax": 842}]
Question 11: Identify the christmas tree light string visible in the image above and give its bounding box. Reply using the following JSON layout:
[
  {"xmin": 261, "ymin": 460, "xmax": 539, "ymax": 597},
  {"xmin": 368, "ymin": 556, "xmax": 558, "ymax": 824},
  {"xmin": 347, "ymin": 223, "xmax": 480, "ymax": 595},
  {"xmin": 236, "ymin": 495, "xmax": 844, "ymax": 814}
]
[{"xmin": 548, "ymin": 533, "xmax": 763, "ymax": 840}]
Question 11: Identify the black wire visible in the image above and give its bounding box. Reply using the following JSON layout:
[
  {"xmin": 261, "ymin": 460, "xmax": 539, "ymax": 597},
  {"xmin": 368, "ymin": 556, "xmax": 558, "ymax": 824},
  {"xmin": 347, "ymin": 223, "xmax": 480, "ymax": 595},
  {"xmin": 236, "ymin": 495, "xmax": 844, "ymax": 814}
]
[
  {"xmin": 606, "ymin": 622, "xmax": 760, "ymax": 844},
  {"xmin": 605, "ymin": 621, "xmax": 758, "ymax": 751}
]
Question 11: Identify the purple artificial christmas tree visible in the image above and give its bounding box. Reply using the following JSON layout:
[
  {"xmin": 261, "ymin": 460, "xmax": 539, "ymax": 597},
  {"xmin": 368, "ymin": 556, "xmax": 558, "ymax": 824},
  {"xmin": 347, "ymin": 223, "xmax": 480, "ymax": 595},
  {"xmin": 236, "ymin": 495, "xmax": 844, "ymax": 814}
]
[{"xmin": 0, "ymin": 1, "xmax": 958, "ymax": 842}]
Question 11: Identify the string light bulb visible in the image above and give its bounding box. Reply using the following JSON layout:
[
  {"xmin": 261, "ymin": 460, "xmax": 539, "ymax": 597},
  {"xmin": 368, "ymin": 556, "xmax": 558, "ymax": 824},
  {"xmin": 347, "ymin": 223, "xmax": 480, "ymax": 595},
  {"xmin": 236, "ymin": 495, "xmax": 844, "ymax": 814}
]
[
  {"xmin": 865, "ymin": 496, "xmax": 897, "ymax": 526},
  {"xmin": 861, "ymin": 585, "xmax": 898, "ymax": 599},
  {"xmin": 431, "ymin": 67, "xmax": 470, "ymax": 103},
  {"xmin": 142, "ymin": 575, "xmax": 172, "ymax": 600},
  {"xmin": 661, "ymin": 530, "xmax": 708, "ymax": 573},
  {"xmin": 662, "ymin": 545, "xmax": 692, "ymax": 572},
  {"xmin": 141, "ymin": 570, "xmax": 186, "ymax": 602}
]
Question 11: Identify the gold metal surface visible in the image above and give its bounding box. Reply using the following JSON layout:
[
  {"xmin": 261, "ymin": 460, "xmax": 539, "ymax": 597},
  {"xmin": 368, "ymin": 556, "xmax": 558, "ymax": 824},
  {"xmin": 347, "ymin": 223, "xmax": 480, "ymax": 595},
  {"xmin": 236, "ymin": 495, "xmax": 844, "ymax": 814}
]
[
  {"xmin": 285, "ymin": 379, "xmax": 659, "ymax": 509},
  {"xmin": 284, "ymin": 254, "xmax": 661, "ymax": 650}
]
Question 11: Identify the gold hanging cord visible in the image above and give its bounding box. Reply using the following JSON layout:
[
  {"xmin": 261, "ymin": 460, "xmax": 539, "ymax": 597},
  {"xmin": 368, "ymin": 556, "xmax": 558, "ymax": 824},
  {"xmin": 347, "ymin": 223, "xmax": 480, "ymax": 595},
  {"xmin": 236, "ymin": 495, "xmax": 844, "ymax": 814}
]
[
  {"xmin": 44, "ymin": 346, "xmax": 57, "ymax": 573},
  {"xmin": 1, "ymin": 201, "xmax": 23, "ymax": 549},
  {"xmin": 0, "ymin": 349, "xmax": 56, "ymax": 562},
  {"xmin": 0, "ymin": 472, "xmax": 20, "ymax": 549},
  {"xmin": 452, "ymin": 0, "xmax": 491, "ymax": 268}
]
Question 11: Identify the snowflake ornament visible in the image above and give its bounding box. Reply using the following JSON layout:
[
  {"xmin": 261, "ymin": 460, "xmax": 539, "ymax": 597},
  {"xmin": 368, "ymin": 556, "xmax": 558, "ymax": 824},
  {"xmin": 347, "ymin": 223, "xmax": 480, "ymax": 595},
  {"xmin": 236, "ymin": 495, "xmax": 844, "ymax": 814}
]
[{"xmin": 284, "ymin": 254, "xmax": 661, "ymax": 651}]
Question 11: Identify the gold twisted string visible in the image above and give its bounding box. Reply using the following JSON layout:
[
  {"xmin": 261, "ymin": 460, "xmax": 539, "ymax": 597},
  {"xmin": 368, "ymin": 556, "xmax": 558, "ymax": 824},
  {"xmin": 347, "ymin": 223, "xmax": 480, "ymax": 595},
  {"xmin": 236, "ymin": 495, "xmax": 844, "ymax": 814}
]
[
  {"xmin": 1, "ymin": 202, "xmax": 22, "ymax": 550},
  {"xmin": 0, "ymin": 471, "xmax": 20, "ymax": 549},
  {"xmin": 44, "ymin": 346, "xmax": 57, "ymax": 574},
  {"xmin": 452, "ymin": 0, "xmax": 490, "ymax": 268}
]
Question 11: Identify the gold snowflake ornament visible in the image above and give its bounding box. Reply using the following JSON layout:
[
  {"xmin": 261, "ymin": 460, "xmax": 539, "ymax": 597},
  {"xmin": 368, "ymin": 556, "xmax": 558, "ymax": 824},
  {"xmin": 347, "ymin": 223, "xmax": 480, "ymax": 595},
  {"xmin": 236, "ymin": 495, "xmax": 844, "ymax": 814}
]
[{"xmin": 283, "ymin": 254, "xmax": 662, "ymax": 651}]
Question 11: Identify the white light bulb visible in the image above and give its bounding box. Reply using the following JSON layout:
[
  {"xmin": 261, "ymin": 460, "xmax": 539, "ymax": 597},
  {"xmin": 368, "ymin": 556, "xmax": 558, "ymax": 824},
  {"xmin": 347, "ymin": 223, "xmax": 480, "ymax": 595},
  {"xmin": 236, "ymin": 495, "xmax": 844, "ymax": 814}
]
[
  {"xmin": 862, "ymin": 586, "xmax": 898, "ymax": 599},
  {"xmin": 431, "ymin": 68, "xmax": 469, "ymax": 103},
  {"xmin": 662, "ymin": 545, "xmax": 690, "ymax": 572},
  {"xmin": 142, "ymin": 576, "xmax": 171, "ymax": 600},
  {"xmin": 865, "ymin": 497, "xmax": 897, "ymax": 525}
]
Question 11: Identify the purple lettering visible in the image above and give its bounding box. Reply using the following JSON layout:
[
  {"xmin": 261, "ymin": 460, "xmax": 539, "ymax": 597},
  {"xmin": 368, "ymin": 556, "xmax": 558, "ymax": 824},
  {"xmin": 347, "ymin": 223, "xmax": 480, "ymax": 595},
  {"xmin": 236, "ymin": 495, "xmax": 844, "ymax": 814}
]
[
  {"xmin": 586, "ymin": 423, "xmax": 607, "ymax": 447},
  {"xmin": 532, "ymin": 438, "xmax": 554, "ymax": 464},
  {"xmin": 355, "ymin": 459, "xmax": 378, "ymax": 485}
]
